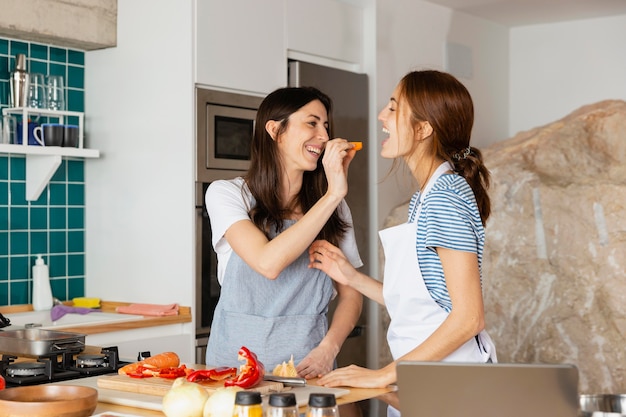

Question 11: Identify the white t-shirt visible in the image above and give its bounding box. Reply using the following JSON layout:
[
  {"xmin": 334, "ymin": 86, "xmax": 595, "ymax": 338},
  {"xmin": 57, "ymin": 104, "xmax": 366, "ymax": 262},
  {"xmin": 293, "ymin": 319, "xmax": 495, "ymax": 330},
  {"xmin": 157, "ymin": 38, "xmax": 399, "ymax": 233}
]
[{"xmin": 206, "ymin": 177, "xmax": 363, "ymax": 284}]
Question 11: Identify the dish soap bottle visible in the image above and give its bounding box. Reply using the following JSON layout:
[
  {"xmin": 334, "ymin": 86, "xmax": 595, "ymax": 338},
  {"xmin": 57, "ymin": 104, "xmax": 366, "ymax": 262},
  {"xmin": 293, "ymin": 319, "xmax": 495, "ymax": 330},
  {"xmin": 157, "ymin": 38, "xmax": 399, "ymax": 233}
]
[{"xmin": 32, "ymin": 255, "xmax": 53, "ymax": 311}]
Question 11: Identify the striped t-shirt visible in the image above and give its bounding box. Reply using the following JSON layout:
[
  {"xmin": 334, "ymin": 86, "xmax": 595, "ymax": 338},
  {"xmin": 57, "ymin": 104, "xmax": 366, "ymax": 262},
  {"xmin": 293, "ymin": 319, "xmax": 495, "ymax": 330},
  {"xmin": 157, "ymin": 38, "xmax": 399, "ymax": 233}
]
[{"xmin": 407, "ymin": 173, "xmax": 485, "ymax": 313}]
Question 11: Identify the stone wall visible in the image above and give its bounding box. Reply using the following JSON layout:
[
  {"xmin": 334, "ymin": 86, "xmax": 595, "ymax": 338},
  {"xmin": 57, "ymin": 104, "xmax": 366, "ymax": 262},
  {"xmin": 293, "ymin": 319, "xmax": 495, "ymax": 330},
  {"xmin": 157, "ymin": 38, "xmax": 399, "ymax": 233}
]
[{"xmin": 381, "ymin": 100, "xmax": 626, "ymax": 394}]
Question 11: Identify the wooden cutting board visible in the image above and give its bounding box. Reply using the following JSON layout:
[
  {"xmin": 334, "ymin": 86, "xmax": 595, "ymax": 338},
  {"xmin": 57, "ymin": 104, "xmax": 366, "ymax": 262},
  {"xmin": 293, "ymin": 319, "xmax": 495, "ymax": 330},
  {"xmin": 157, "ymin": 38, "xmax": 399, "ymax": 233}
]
[{"xmin": 97, "ymin": 374, "xmax": 284, "ymax": 396}]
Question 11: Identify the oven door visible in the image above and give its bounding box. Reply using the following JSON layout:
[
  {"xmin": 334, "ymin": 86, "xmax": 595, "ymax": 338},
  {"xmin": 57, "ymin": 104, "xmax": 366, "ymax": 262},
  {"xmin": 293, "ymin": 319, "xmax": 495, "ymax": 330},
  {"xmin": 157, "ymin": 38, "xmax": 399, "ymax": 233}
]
[
  {"xmin": 195, "ymin": 182, "xmax": 220, "ymax": 338},
  {"xmin": 195, "ymin": 176, "xmax": 243, "ymax": 363}
]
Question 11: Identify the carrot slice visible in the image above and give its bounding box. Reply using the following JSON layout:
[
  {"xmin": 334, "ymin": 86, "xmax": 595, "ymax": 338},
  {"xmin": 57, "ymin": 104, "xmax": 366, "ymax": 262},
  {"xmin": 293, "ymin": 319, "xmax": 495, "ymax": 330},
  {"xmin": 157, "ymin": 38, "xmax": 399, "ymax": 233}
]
[
  {"xmin": 349, "ymin": 141, "xmax": 363, "ymax": 151},
  {"xmin": 118, "ymin": 351, "xmax": 180, "ymax": 375}
]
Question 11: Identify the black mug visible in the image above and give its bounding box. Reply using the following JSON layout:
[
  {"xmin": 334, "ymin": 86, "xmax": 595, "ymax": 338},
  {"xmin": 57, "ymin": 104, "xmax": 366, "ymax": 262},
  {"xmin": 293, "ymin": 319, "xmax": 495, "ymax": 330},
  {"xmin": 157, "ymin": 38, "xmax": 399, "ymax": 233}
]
[
  {"xmin": 33, "ymin": 123, "xmax": 64, "ymax": 147},
  {"xmin": 63, "ymin": 125, "xmax": 79, "ymax": 148}
]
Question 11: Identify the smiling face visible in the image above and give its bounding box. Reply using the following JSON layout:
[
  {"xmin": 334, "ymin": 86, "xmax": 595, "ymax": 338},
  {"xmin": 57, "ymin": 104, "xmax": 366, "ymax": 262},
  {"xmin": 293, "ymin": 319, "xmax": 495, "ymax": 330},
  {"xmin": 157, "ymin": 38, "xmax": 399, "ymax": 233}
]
[
  {"xmin": 378, "ymin": 84, "xmax": 414, "ymax": 160},
  {"xmin": 273, "ymin": 99, "xmax": 330, "ymax": 173}
]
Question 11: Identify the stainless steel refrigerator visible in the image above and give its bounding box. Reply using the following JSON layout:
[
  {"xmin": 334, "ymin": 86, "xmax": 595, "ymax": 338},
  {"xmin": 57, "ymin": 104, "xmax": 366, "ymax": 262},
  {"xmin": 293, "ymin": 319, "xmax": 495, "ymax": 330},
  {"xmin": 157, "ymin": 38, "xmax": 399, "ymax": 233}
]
[{"xmin": 288, "ymin": 60, "xmax": 370, "ymax": 369}]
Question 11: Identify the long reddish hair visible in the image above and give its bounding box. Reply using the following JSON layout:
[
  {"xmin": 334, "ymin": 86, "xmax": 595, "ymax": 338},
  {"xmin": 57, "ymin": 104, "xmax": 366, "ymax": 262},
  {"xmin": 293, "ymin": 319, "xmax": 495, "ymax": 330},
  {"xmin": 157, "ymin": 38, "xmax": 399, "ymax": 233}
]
[{"xmin": 398, "ymin": 70, "xmax": 491, "ymax": 224}]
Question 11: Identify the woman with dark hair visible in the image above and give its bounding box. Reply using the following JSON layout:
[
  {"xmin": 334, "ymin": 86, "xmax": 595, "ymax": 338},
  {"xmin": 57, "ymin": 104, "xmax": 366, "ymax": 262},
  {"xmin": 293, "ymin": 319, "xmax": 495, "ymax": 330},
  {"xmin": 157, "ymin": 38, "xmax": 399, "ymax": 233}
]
[
  {"xmin": 310, "ymin": 70, "xmax": 497, "ymax": 394},
  {"xmin": 205, "ymin": 87, "xmax": 363, "ymax": 379}
]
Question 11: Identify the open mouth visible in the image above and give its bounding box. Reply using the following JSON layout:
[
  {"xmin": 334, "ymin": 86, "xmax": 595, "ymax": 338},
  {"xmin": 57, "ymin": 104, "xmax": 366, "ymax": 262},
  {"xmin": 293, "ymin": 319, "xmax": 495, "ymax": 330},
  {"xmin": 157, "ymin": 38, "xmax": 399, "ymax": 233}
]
[{"xmin": 305, "ymin": 145, "xmax": 322, "ymax": 157}]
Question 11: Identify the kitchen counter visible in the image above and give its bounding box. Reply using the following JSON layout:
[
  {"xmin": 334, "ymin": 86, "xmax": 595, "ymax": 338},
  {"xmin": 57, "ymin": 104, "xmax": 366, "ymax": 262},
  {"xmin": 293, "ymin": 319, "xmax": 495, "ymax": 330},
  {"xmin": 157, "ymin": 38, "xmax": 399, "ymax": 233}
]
[
  {"xmin": 62, "ymin": 373, "xmax": 396, "ymax": 416},
  {"xmin": 0, "ymin": 301, "xmax": 192, "ymax": 335}
]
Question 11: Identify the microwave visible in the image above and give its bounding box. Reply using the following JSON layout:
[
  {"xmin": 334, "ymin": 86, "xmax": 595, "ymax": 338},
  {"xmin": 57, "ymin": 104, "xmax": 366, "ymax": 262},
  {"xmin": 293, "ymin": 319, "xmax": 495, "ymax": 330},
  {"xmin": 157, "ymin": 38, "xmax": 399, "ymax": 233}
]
[{"xmin": 196, "ymin": 88, "xmax": 263, "ymax": 183}]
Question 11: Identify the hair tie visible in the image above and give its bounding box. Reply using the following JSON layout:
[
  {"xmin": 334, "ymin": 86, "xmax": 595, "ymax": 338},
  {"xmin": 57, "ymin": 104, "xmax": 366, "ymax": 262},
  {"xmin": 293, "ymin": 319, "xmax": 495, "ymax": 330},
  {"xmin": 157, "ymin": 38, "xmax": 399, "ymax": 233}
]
[{"xmin": 453, "ymin": 147, "xmax": 471, "ymax": 160}]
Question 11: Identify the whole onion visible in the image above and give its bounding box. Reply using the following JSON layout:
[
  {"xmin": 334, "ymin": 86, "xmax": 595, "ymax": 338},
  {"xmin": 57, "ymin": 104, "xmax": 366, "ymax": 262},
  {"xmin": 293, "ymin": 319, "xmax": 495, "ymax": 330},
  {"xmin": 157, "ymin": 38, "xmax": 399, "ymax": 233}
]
[
  {"xmin": 162, "ymin": 377, "xmax": 210, "ymax": 417},
  {"xmin": 203, "ymin": 386, "xmax": 243, "ymax": 417}
]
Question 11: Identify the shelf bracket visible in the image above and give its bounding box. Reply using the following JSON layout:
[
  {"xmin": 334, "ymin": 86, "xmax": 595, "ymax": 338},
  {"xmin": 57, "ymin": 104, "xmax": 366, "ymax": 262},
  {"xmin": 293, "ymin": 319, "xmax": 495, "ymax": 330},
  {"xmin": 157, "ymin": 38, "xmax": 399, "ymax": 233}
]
[{"xmin": 26, "ymin": 154, "xmax": 62, "ymax": 201}]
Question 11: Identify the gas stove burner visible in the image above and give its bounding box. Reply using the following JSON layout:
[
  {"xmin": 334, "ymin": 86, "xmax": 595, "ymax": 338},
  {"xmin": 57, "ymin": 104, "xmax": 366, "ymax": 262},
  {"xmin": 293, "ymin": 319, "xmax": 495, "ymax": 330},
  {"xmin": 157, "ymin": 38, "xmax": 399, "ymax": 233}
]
[
  {"xmin": 6, "ymin": 362, "xmax": 46, "ymax": 377},
  {"xmin": 76, "ymin": 354, "xmax": 107, "ymax": 368}
]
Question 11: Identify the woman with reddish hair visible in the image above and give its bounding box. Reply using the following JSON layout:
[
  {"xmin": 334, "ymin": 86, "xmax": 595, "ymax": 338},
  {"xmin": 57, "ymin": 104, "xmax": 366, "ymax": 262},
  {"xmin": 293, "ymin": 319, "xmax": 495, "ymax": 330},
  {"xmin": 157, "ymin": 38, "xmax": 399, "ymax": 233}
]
[{"xmin": 310, "ymin": 71, "xmax": 497, "ymax": 409}]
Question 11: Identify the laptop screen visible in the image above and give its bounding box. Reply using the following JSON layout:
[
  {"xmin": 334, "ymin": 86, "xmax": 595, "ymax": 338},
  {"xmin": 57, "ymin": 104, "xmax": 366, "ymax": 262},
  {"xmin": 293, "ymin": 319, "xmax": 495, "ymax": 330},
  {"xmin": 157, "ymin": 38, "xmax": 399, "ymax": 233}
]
[{"xmin": 396, "ymin": 361, "xmax": 579, "ymax": 417}]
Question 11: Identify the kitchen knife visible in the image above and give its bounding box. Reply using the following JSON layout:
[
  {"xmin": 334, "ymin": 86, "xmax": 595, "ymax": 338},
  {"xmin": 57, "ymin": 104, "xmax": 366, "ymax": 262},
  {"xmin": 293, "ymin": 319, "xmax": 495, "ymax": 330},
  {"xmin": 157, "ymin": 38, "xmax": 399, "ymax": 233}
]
[{"xmin": 263, "ymin": 375, "xmax": 306, "ymax": 386}]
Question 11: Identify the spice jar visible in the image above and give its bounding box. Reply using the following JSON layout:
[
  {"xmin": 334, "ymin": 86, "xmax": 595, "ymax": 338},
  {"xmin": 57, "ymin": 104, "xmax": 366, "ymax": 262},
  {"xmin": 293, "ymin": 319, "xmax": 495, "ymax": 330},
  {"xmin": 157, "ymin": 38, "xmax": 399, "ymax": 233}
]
[
  {"xmin": 267, "ymin": 392, "xmax": 298, "ymax": 417},
  {"xmin": 233, "ymin": 390, "xmax": 263, "ymax": 417},
  {"xmin": 306, "ymin": 393, "xmax": 339, "ymax": 417}
]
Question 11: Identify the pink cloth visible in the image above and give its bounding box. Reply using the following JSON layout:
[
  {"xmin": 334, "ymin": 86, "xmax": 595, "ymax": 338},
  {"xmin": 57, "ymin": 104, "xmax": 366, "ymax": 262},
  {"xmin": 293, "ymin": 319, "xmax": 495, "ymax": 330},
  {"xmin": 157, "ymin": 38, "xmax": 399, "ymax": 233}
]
[{"xmin": 116, "ymin": 303, "xmax": 179, "ymax": 316}]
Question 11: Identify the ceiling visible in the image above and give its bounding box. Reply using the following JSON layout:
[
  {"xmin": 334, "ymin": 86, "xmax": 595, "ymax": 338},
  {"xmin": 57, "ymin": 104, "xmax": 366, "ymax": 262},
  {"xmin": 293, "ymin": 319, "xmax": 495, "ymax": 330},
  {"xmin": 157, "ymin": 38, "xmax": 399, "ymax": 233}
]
[{"xmin": 424, "ymin": 0, "xmax": 626, "ymax": 26}]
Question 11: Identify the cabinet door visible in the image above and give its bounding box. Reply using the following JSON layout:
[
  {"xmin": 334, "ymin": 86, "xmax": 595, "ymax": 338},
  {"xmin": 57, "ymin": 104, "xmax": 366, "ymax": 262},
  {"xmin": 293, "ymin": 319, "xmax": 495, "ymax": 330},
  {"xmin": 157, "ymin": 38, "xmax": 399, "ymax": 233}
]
[
  {"xmin": 196, "ymin": 0, "xmax": 286, "ymax": 94},
  {"xmin": 286, "ymin": 0, "xmax": 363, "ymax": 67}
]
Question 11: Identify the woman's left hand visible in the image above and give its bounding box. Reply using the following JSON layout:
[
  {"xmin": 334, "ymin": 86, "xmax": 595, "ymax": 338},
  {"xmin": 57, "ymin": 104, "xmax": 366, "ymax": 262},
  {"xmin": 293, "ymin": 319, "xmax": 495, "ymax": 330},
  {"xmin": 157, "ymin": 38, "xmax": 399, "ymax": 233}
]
[
  {"xmin": 317, "ymin": 364, "xmax": 391, "ymax": 388},
  {"xmin": 296, "ymin": 344, "xmax": 336, "ymax": 379}
]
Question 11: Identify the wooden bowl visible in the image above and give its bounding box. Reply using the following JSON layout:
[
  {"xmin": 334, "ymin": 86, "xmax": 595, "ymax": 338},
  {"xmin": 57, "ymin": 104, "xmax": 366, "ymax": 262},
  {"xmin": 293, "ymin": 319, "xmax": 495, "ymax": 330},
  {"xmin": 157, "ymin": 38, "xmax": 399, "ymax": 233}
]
[{"xmin": 0, "ymin": 384, "xmax": 98, "ymax": 417}]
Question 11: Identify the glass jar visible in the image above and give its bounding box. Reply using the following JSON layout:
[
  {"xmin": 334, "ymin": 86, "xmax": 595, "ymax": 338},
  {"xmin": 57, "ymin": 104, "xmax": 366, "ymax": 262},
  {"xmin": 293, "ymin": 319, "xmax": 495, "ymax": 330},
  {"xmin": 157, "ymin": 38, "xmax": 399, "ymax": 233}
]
[
  {"xmin": 306, "ymin": 393, "xmax": 339, "ymax": 417},
  {"xmin": 233, "ymin": 390, "xmax": 263, "ymax": 417},
  {"xmin": 267, "ymin": 392, "xmax": 298, "ymax": 417}
]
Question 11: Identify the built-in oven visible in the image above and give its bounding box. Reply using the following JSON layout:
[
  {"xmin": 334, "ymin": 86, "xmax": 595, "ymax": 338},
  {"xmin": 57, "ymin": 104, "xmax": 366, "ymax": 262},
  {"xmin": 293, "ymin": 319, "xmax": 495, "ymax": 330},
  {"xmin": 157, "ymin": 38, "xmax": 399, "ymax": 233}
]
[{"xmin": 195, "ymin": 88, "xmax": 263, "ymax": 364}]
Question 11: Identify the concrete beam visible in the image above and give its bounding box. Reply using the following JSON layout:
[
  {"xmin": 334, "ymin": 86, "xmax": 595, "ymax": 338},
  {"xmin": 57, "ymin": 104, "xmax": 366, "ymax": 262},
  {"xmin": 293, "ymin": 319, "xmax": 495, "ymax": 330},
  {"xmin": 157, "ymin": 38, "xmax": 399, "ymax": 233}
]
[{"xmin": 0, "ymin": 0, "xmax": 117, "ymax": 50}]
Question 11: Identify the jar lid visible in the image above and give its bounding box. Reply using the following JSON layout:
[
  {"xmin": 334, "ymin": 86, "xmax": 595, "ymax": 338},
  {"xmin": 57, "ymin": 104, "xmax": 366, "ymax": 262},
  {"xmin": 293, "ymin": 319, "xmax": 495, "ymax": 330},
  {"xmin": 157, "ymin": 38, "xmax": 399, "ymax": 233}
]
[
  {"xmin": 235, "ymin": 390, "xmax": 262, "ymax": 405},
  {"xmin": 308, "ymin": 393, "xmax": 336, "ymax": 407},
  {"xmin": 269, "ymin": 393, "xmax": 297, "ymax": 407}
]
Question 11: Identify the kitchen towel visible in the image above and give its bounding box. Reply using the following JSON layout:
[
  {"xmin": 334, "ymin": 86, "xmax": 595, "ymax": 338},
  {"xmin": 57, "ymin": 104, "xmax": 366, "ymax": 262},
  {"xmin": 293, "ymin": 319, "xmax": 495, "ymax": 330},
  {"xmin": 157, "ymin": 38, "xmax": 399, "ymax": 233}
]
[
  {"xmin": 116, "ymin": 303, "xmax": 179, "ymax": 316},
  {"xmin": 51, "ymin": 304, "xmax": 100, "ymax": 321}
]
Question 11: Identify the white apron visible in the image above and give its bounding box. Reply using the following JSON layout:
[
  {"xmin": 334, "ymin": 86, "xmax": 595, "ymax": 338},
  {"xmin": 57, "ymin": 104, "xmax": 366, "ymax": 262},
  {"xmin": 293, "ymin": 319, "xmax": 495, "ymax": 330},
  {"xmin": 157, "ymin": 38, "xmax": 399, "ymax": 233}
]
[{"xmin": 380, "ymin": 162, "xmax": 497, "ymax": 362}]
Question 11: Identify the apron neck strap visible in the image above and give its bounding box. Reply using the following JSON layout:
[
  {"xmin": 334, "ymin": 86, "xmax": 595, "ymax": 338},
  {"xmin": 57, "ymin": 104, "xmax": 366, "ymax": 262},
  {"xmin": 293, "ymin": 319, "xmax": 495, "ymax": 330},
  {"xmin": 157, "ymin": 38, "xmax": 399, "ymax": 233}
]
[{"xmin": 409, "ymin": 161, "xmax": 454, "ymax": 222}]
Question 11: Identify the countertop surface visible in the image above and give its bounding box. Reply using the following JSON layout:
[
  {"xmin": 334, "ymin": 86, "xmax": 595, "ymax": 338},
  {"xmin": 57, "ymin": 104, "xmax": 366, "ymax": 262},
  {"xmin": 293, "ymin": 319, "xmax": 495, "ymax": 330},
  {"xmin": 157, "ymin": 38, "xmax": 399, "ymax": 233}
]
[
  {"xmin": 58, "ymin": 372, "xmax": 395, "ymax": 417},
  {"xmin": 0, "ymin": 301, "xmax": 192, "ymax": 335}
]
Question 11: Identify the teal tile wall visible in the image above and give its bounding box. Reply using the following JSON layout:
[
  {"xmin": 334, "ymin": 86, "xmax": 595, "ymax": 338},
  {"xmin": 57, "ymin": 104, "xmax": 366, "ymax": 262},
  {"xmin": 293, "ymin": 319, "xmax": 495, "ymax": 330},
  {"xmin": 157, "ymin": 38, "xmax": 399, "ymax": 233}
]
[{"xmin": 0, "ymin": 37, "xmax": 86, "ymax": 306}]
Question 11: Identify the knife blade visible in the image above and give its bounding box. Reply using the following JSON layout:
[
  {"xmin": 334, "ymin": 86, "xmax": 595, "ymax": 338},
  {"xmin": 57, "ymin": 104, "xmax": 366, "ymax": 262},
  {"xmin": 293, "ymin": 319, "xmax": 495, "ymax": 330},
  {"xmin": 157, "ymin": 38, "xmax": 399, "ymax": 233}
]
[{"xmin": 263, "ymin": 375, "xmax": 307, "ymax": 386}]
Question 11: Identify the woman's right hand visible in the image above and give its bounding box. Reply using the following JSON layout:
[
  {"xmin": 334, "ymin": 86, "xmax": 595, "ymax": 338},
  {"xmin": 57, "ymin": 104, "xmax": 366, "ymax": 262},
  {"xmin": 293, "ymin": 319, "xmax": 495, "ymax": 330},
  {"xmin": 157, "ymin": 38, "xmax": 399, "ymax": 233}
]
[
  {"xmin": 308, "ymin": 239, "xmax": 356, "ymax": 286},
  {"xmin": 321, "ymin": 138, "xmax": 356, "ymax": 199}
]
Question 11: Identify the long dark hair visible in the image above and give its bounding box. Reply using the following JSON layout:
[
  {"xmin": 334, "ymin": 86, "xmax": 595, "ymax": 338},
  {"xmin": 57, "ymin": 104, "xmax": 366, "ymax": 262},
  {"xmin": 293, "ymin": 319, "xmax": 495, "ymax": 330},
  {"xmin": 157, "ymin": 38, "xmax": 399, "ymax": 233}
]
[
  {"xmin": 245, "ymin": 86, "xmax": 348, "ymax": 245},
  {"xmin": 399, "ymin": 70, "xmax": 491, "ymax": 225}
]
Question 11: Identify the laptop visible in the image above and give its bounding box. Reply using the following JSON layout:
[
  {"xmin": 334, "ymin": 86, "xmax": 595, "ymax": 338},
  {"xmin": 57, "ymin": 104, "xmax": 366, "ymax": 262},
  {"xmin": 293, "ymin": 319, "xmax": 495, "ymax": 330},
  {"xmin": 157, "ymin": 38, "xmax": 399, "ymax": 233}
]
[{"xmin": 396, "ymin": 361, "xmax": 579, "ymax": 417}]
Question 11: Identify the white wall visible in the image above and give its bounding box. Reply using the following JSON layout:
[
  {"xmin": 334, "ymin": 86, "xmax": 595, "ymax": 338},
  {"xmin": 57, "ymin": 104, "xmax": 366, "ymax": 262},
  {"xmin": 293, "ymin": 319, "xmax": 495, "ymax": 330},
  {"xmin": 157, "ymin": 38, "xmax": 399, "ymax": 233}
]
[
  {"xmin": 374, "ymin": 0, "xmax": 509, "ymax": 231},
  {"xmin": 84, "ymin": 0, "xmax": 195, "ymax": 312},
  {"xmin": 510, "ymin": 14, "xmax": 626, "ymax": 136}
]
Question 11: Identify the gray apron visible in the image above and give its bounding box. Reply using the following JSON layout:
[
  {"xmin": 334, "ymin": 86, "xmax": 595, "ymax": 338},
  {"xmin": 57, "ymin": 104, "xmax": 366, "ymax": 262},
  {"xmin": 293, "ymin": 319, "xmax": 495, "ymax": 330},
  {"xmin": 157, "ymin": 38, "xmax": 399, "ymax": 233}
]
[{"xmin": 205, "ymin": 220, "xmax": 335, "ymax": 369}]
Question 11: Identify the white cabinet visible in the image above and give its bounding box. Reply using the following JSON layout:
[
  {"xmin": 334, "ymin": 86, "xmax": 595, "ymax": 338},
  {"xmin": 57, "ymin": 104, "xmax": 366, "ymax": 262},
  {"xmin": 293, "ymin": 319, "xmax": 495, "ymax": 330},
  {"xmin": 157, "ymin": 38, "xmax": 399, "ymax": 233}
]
[
  {"xmin": 195, "ymin": 0, "xmax": 286, "ymax": 94},
  {"xmin": 0, "ymin": 107, "xmax": 100, "ymax": 201},
  {"xmin": 286, "ymin": 0, "xmax": 363, "ymax": 68},
  {"xmin": 194, "ymin": 0, "xmax": 364, "ymax": 94}
]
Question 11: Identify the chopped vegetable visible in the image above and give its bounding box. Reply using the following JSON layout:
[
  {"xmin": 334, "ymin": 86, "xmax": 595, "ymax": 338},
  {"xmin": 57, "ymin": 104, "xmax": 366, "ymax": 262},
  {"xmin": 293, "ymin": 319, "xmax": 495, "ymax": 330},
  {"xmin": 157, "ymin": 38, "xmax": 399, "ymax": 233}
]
[
  {"xmin": 118, "ymin": 351, "xmax": 180, "ymax": 375},
  {"xmin": 159, "ymin": 364, "xmax": 192, "ymax": 379},
  {"xmin": 187, "ymin": 367, "xmax": 237, "ymax": 382},
  {"xmin": 126, "ymin": 363, "xmax": 192, "ymax": 379},
  {"xmin": 272, "ymin": 355, "xmax": 297, "ymax": 377},
  {"xmin": 349, "ymin": 141, "xmax": 363, "ymax": 151},
  {"xmin": 224, "ymin": 346, "xmax": 265, "ymax": 389}
]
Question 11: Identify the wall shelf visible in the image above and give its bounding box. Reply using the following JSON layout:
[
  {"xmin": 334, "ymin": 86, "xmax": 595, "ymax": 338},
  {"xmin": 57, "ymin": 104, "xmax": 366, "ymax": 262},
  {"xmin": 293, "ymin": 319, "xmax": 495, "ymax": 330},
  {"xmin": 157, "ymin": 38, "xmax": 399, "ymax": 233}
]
[{"xmin": 1, "ymin": 107, "xmax": 100, "ymax": 201}]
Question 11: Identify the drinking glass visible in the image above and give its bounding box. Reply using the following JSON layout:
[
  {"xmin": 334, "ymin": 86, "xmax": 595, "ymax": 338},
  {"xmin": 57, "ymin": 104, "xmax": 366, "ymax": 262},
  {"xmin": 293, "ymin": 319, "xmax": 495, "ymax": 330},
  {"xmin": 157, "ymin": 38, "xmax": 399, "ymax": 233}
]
[
  {"xmin": 2, "ymin": 115, "xmax": 17, "ymax": 144},
  {"xmin": 27, "ymin": 73, "xmax": 47, "ymax": 108},
  {"xmin": 46, "ymin": 75, "xmax": 65, "ymax": 111}
]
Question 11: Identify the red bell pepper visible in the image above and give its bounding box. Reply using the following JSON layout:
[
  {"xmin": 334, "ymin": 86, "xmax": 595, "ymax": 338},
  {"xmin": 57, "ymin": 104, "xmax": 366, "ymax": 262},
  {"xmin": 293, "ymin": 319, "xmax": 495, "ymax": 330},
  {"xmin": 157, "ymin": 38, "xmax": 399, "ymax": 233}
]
[
  {"xmin": 127, "ymin": 365, "xmax": 153, "ymax": 378},
  {"xmin": 127, "ymin": 364, "xmax": 192, "ymax": 379},
  {"xmin": 186, "ymin": 366, "xmax": 237, "ymax": 382},
  {"xmin": 224, "ymin": 346, "xmax": 265, "ymax": 389},
  {"xmin": 158, "ymin": 364, "xmax": 191, "ymax": 379}
]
